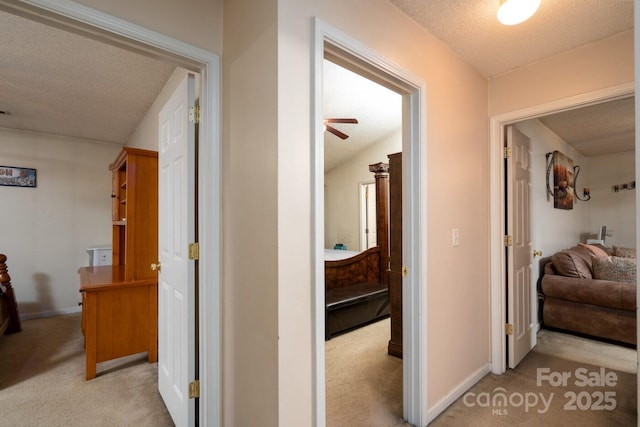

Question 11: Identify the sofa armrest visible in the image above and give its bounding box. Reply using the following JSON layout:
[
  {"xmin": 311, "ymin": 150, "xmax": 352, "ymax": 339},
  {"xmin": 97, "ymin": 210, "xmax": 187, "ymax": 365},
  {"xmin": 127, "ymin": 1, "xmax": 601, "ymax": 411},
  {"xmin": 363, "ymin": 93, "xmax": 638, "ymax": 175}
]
[{"xmin": 541, "ymin": 274, "xmax": 636, "ymax": 311}]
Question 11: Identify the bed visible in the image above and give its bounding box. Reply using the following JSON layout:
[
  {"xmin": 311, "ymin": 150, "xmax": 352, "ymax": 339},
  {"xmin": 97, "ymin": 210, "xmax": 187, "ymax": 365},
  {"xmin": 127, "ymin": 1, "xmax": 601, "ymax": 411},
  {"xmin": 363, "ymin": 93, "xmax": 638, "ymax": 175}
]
[
  {"xmin": 0, "ymin": 254, "xmax": 21, "ymax": 336},
  {"xmin": 324, "ymin": 162, "xmax": 391, "ymax": 339}
]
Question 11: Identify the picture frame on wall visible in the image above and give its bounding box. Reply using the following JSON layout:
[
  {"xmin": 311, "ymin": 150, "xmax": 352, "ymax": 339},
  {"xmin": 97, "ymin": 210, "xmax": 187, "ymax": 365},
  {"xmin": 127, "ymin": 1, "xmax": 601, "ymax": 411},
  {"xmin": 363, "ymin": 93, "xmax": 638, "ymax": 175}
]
[
  {"xmin": 552, "ymin": 151, "xmax": 573, "ymax": 210},
  {"xmin": 0, "ymin": 166, "xmax": 37, "ymax": 188}
]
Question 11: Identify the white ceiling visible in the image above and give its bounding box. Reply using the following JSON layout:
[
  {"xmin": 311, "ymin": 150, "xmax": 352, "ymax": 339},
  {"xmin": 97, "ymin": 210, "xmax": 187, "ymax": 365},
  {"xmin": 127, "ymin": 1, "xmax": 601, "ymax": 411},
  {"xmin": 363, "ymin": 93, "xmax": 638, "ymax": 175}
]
[
  {"xmin": 0, "ymin": 2, "xmax": 635, "ymax": 159},
  {"xmin": 323, "ymin": 60, "xmax": 402, "ymax": 171}
]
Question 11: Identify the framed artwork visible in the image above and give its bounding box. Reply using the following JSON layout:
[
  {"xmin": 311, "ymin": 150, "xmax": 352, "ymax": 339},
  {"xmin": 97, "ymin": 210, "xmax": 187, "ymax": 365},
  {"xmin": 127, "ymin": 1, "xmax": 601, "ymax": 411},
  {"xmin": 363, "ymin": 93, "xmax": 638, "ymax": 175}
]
[
  {"xmin": 0, "ymin": 166, "xmax": 37, "ymax": 188},
  {"xmin": 552, "ymin": 151, "xmax": 573, "ymax": 210}
]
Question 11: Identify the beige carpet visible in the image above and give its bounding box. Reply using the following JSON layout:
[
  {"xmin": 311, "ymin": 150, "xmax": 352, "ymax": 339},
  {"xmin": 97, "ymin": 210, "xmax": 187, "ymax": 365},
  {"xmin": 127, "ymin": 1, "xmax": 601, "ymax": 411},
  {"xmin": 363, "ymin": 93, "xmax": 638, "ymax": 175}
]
[
  {"xmin": 0, "ymin": 313, "xmax": 173, "ymax": 427},
  {"xmin": 326, "ymin": 318, "xmax": 410, "ymax": 427},
  {"xmin": 327, "ymin": 320, "xmax": 637, "ymax": 427},
  {"xmin": 431, "ymin": 330, "xmax": 637, "ymax": 426}
]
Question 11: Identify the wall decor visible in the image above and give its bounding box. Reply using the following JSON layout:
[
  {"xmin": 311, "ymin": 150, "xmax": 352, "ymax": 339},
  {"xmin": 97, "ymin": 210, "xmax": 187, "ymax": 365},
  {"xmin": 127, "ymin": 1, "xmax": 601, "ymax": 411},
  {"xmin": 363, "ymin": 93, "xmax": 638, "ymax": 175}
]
[
  {"xmin": 545, "ymin": 151, "xmax": 574, "ymax": 210},
  {"xmin": 0, "ymin": 166, "xmax": 37, "ymax": 188}
]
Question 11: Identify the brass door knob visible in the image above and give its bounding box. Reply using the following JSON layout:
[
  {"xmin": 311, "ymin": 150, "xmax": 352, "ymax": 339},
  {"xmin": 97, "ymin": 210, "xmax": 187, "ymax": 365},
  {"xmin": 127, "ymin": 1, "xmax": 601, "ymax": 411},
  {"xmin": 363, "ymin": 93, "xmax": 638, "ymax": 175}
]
[
  {"xmin": 150, "ymin": 262, "xmax": 161, "ymax": 272},
  {"xmin": 533, "ymin": 250, "xmax": 543, "ymax": 257}
]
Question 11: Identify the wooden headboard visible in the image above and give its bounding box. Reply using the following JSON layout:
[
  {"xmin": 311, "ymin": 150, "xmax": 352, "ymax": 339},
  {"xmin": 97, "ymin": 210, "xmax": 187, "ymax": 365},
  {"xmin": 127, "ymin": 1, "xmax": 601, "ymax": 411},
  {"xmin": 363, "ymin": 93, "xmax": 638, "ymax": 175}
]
[{"xmin": 324, "ymin": 161, "xmax": 390, "ymax": 290}]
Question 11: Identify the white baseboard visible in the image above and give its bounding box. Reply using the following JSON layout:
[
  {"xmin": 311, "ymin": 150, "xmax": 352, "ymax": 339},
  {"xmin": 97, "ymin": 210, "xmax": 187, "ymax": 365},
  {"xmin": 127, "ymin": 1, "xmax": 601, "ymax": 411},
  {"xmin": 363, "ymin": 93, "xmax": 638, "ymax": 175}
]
[
  {"xmin": 20, "ymin": 306, "xmax": 82, "ymax": 321},
  {"xmin": 427, "ymin": 363, "xmax": 492, "ymax": 422}
]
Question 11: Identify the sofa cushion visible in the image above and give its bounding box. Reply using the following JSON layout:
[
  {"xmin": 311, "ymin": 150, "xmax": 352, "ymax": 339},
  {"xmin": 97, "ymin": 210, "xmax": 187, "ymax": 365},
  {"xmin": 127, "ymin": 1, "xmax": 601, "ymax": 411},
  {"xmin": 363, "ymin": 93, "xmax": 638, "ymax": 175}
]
[
  {"xmin": 578, "ymin": 243, "xmax": 609, "ymax": 258},
  {"xmin": 551, "ymin": 246, "xmax": 593, "ymax": 279},
  {"xmin": 612, "ymin": 246, "xmax": 637, "ymax": 259},
  {"xmin": 593, "ymin": 256, "xmax": 637, "ymax": 284}
]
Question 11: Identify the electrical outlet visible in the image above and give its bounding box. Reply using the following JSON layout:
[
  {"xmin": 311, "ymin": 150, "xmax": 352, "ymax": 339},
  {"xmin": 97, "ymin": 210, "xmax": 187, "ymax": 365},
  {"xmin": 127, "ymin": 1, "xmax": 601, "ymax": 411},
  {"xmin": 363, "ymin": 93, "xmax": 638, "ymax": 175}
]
[{"xmin": 452, "ymin": 228, "xmax": 459, "ymax": 247}]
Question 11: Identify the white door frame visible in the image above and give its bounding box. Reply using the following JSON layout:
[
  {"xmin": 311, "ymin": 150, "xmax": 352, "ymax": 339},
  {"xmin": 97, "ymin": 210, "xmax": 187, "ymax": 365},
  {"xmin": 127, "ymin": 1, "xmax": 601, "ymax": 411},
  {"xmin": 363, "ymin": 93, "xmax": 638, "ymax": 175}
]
[
  {"xmin": 0, "ymin": 1, "xmax": 221, "ymax": 425},
  {"xmin": 359, "ymin": 180, "xmax": 375, "ymax": 251},
  {"xmin": 312, "ymin": 18, "xmax": 429, "ymax": 426},
  {"xmin": 489, "ymin": 82, "xmax": 634, "ymax": 375}
]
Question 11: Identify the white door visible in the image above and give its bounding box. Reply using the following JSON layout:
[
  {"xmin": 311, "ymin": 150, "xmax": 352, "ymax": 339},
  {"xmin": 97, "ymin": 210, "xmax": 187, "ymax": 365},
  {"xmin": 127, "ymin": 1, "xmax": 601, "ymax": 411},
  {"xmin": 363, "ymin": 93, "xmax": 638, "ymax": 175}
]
[
  {"xmin": 360, "ymin": 181, "xmax": 377, "ymax": 250},
  {"xmin": 158, "ymin": 73, "xmax": 197, "ymax": 426},
  {"xmin": 506, "ymin": 125, "xmax": 536, "ymax": 368}
]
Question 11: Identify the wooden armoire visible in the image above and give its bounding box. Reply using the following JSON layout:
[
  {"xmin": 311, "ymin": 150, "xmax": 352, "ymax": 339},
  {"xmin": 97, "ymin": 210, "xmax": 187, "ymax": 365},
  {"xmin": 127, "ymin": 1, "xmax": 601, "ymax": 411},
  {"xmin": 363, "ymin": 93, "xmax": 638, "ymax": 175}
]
[{"xmin": 387, "ymin": 152, "xmax": 403, "ymax": 358}]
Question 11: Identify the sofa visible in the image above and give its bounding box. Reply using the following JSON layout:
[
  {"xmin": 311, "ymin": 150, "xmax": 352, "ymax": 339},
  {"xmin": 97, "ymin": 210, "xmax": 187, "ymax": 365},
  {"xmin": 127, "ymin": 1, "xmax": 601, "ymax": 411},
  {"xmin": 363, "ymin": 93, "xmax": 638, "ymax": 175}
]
[{"xmin": 537, "ymin": 243, "xmax": 637, "ymax": 346}]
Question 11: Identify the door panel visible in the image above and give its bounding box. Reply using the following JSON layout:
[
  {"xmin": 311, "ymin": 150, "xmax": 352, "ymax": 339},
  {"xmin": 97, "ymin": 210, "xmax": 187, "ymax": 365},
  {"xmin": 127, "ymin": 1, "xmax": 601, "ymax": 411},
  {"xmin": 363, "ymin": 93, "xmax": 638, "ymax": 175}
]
[
  {"xmin": 507, "ymin": 125, "xmax": 535, "ymax": 368},
  {"xmin": 158, "ymin": 73, "xmax": 196, "ymax": 426}
]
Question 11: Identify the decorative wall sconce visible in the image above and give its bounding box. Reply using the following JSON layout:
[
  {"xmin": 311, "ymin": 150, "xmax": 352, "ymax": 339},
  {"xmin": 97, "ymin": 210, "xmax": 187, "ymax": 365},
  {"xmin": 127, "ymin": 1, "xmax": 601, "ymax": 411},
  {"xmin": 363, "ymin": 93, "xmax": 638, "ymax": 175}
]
[
  {"xmin": 572, "ymin": 165, "xmax": 591, "ymax": 201},
  {"xmin": 546, "ymin": 151, "xmax": 590, "ymax": 210},
  {"xmin": 613, "ymin": 181, "xmax": 636, "ymax": 192}
]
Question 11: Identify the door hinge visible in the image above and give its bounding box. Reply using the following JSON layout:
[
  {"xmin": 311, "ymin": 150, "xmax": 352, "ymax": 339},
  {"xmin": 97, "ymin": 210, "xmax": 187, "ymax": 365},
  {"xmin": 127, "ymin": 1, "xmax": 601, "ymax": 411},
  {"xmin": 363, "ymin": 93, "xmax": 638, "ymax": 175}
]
[
  {"xmin": 189, "ymin": 380, "xmax": 200, "ymax": 399},
  {"xmin": 402, "ymin": 266, "xmax": 408, "ymax": 277},
  {"xmin": 504, "ymin": 235, "xmax": 513, "ymax": 247},
  {"xmin": 189, "ymin": 242, "xmax": 200, "ymax": 260},
  {"xmin": 188, "ymin": 105, "xmax": 200, "ymax": 124},
  {"xmin": 505, "ymin": 323, "xmax": 514, "ymax": 335},
  {"xmin": 504, "ymin": 147, "xmax": 512, "ymax": 158}
]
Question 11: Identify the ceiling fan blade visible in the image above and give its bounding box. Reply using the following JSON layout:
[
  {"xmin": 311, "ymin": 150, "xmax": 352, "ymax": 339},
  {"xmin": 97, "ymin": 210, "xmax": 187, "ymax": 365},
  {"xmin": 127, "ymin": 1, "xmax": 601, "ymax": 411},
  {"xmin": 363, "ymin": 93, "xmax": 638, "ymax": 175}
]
[
  {"xmin": 325, "ymin": 125, "xmax": 349, "ymax": 140},
  {"xmin": 325, "ymin": 118, "xmax": 358, "ymax": 124}
]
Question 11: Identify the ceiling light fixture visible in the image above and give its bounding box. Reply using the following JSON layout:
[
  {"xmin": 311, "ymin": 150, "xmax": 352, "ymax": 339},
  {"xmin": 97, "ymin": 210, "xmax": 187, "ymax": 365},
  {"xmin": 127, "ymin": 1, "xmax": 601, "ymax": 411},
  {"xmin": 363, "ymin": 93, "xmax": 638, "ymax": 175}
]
[{"xmin": 497, "ymin": 0, "xmax": 540, "ymax": 26}]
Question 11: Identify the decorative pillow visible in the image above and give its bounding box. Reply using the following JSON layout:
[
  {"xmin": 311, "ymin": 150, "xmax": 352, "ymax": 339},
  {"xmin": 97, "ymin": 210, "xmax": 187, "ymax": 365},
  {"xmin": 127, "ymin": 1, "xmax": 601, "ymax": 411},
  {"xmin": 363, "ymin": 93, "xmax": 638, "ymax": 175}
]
[
  {"xmin": 593, "ymin": 256, "xmax": 637, "ymax": 283},
  {"xmin": 578, "ymin": 243, "xmax": 609, "ymax": 258},
  {"xmin": 612, "ymin": 246, "xmax": 636, "ymax": 259},
  {"xmin": 551, "ymin": 250, "xmax": 593, "ymax": 279}
]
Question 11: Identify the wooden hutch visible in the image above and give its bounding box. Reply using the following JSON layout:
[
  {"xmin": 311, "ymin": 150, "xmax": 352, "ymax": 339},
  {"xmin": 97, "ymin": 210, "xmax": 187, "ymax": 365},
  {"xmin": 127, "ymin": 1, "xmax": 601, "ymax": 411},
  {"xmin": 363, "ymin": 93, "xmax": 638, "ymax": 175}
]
[{"xmin": 78, "ymin": 147, "xmax": 158, "ymax": 379}]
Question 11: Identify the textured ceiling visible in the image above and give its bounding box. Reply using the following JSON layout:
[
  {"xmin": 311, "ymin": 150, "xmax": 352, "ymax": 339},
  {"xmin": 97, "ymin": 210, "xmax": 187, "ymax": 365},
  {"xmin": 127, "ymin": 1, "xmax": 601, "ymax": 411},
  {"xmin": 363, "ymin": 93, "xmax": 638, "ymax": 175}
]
[
  {"xmin": 539, "ymin": 97, "xmax": 635, "ymax": 156},
  {"xmin": 0, "ymin": 10, "xmax": 176, "ymax": 144},
  {"xmin": 388, "ymin": 0, "xmax": 634, "ymax": 78},
  {"xmin": 0, "ymin": 2, "xmax": 634, "ymax": 158}
]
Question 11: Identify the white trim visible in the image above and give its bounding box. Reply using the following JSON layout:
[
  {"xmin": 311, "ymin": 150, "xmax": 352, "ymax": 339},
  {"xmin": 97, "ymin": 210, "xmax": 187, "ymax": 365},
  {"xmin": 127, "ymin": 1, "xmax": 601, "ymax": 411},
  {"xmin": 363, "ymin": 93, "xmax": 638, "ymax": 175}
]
[
  {"xmin": 3, "ymin": 1, "xmax": 222, "ymax": 425},
  {"xmin": 312, "ymin": 18, "xmax": 428, "ymax": 427},
  {"xmin": 489, "ymin": 82, "xmax": 635, "ymax": 375},
  {"xmin": 20, "ymin": 305, "xmax": 82, "ymax": 320},
  {"xmin": 427, "ymin": 363, "xmax": 491, "ymax": 420}
]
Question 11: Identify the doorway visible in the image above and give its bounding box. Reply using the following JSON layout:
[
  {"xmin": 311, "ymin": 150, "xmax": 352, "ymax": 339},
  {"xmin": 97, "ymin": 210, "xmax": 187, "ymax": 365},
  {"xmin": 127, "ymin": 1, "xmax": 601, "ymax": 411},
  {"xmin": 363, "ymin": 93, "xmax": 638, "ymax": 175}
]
[
  {"xmin": 502, "ymin": 96, "xmax": 637, "ymax": 396},
  {"xmin": 323, "ymin": 57, "xmax": 402, "ymax": 425},
  {"xmin": 0, "ymin": 2, "xmax": 222, "ymax": 425},
  {"xmin": 491, "ymin": 83, "xmax": 635, "ymax": 374},
  {"xmin": 312, "ymin": 18, "xmax": 428, "ymax": 427}
]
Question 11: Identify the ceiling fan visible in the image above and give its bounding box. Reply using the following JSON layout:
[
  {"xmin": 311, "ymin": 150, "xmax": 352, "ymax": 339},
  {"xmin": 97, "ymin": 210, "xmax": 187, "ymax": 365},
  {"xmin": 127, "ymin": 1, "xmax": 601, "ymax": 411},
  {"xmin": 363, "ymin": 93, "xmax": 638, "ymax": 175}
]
[{"xmin": 324, "ymin": 118, "xmax": 358, "ymax": 140}]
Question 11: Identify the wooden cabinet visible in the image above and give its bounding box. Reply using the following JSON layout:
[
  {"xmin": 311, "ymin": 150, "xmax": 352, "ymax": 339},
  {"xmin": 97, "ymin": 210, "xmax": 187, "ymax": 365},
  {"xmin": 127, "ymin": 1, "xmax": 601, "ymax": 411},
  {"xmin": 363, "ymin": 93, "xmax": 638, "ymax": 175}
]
[
  {"xmin": 109, "ymin": 147, "xmax": 158, "ymax": 280},
  {"xmin": 79, "ymin": 147, "xmax": 158, "ymax": 379},
  {"xmin": 387, "ymin": 152, "xmax": 403, "ymax": 358},
  {"xmin": 79, "ymin": 266, "xmax": 157, "ymax": 380}
]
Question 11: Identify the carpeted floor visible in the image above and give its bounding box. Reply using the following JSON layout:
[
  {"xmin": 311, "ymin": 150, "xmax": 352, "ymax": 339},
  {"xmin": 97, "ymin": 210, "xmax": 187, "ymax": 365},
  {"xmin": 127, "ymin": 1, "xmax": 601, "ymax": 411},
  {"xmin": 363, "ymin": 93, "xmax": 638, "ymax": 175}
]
[
  {"xmin": 0, "ymin": 313, "xmax": 173, "ymax": 427},
  {"xmin": 2, "ymin": 313, "xmax": 636, "ymax": 427},
  {"xmin": 430, "ymin": 338, "xmax": 637, "ymax": 426},
  {"xmin": 326, "ymin": 320, "xmax": 637, "ymax": 427},
  {"xmin": 326, "ymin": 317, "xmax": 409, "ymax": 427}
]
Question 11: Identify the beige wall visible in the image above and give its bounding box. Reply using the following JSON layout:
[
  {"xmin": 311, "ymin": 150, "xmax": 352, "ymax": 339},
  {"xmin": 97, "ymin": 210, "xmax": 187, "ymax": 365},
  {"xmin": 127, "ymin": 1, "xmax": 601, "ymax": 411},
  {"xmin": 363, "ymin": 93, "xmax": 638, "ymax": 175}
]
[
  {"xmin": 128, "ymin": 68, "xmax": 195, "ymax": 151},
  {"xmin": 71, "ymin": 0, "xmax": 222, "ymax": 54},
  {"xmin": 0, "ymin": 128, "xmax": 120, "ymax": 318},
  {"xmin": 222, "ymin": 1, "xmax": 279, "ymax": 426},
  {"xmin": 489, "ymin": 31, "xmax": 634, "ymax": 116}
]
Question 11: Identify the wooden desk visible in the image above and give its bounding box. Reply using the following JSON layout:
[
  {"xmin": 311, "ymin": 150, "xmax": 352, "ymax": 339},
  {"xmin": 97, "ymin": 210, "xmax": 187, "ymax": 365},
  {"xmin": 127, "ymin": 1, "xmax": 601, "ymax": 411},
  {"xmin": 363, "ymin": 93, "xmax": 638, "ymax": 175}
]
[{"xmin": 78, "ymin": 265, "xmax": 157, "ymax": 380}]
